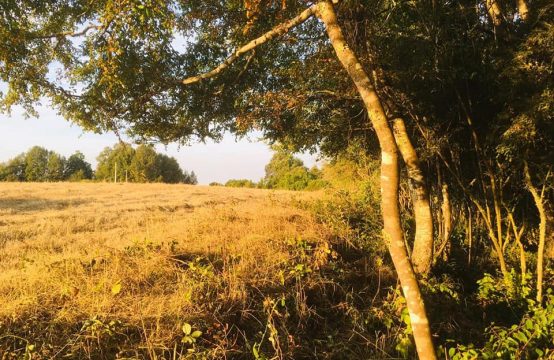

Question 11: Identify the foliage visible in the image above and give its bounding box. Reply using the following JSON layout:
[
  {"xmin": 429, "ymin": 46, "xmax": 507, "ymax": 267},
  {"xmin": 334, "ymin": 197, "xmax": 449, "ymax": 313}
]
[
  {"xmin": 0, "ymin": 147, "xmax": 93, "ymax": 182},
  {"xmin": 95, "ymin": 143, "xmax": 135, "ymax": 181},
  {"xmin": 0, "ymin": 154, "xmax": 26, "ymax": 181},
  {"xmin": 320, "ymin": 143, "xmax": 380, "ymax": 195},
  {"xmin": 259, "ymin": 145, "xmax": 327, "ymax": 191},
  {"xmin": 181, "ymin": 322, "xmax": 203, "ymax": 346},
  {"xmin": 130, "ymin": 144, "xmax": 160, "ymax": 182},
  {"xmin": 447, "ymin": 278, "xmax": 554, "ymax": 360},
  {"xmin": 24, "ymin": 146, "xmax": 49, "ymax": 182},
  {"xmin": 476, "ymin": 271, "xmax": 533, "ymax": 307},
  {"xmin": 95, "ymin": 143, "xmax": 197, "ymax": 184},
  {"xmin": 65, "ymin": 151, "xmax": 93, "ymax": 181},
  {"xmin": 0, "ymin": 145, "xmax": 195, "ymax": 184},
  {"xmin": 225, "ymin": 179, "xmax": 257, "ymax": 188}
]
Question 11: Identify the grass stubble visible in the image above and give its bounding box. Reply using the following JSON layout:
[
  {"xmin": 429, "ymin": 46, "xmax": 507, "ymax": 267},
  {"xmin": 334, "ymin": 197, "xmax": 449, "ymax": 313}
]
[{"xmin": 0, "ymin": 182, "xmax": 346, "ymax": 358}]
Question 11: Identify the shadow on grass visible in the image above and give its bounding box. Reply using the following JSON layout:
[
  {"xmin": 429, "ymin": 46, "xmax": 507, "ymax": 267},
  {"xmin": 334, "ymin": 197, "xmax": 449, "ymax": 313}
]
[
  {"xmin": 0, "ymin": 197, "xmax": 90, "ymax": 212},
  {"xmin": 0, "ymin": 240, "xmax": 496, "ymax": 360}
]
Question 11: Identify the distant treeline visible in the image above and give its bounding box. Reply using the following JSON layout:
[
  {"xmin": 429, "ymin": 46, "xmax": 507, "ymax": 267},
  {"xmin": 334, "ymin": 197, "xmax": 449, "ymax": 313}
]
[
  {"xmin": 95, "ymin": 143, "xmax": 197, "ymax": 184},
  {"xmin": 217, "ymin": 145, "xmax": 328, "ymax": 191},
  {"xmin": 0, "ymin": 144, "xmax": 197, "ymax": 184}
]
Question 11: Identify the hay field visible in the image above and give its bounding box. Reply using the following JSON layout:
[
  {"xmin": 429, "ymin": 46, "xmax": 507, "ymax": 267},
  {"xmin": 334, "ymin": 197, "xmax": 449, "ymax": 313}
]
[{"xmin": 0, "ymin": 182, "xmax": 332, "ymax": 358}]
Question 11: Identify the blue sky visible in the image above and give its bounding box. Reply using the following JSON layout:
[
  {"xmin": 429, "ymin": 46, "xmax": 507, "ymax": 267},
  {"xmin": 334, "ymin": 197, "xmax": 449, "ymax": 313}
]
[{"xmin": 0, "ymin": 104, "xmax": 318, "ymax": 184}]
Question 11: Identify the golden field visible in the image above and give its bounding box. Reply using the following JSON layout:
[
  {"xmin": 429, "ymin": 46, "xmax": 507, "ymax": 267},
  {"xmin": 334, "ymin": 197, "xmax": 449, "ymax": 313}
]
[{"xmin": 0, "ymin": 182, "xmax": 335, "ymax": 359}]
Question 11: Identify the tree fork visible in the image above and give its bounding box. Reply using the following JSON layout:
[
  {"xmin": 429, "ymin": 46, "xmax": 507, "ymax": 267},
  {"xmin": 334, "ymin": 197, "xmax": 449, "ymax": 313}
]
[
  {"xmin": 315, "ymin": 2, "xmax": 437, "ymax": 359},
  {"xmin": 393, "ymin": 118, "xmax": 434, "ymax": 275}
]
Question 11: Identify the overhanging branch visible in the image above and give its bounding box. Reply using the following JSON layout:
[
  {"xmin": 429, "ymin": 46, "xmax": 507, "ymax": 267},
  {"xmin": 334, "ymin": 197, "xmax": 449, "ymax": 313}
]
[
  {"xmin": 181, "ymin": 4, "xmax": 318, "ymax": 85},
  {"xmin": 31, "ymin": 24, "xmax": 104, "ymax": 39}
]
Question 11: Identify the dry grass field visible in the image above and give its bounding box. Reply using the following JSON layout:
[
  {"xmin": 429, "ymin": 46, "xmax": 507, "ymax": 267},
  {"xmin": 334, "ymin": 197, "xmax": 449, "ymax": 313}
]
[{"xmin": 0, "ymin": 183, "xmax": 337, "ymax": 359}]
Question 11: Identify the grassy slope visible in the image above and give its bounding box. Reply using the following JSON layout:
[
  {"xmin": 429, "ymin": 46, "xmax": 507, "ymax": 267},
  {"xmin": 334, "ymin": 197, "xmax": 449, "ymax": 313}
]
[{"xmin": 0, "ymin": 183, "xmax": 338, "ymax": 358}]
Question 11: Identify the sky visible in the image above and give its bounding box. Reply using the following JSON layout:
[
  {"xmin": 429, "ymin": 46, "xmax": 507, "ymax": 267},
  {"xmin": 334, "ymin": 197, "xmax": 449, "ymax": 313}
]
[
  {"xmin": 0, "ymin": 31, "xmax": 321, "ymax": 185},
  {"xmin": 0, "ymin": 104, "xmax": 319, "ymax": 184}
]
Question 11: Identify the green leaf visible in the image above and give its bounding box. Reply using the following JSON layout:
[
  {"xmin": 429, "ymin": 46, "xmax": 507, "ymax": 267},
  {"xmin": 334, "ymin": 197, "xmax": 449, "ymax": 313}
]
[
  {"xmin": 191, "ymin": 330, "xmax": 202, "ymax": 338},
  {"xmin": 182, "ymin": 323, "xmax": 192, "ymax": 335}
]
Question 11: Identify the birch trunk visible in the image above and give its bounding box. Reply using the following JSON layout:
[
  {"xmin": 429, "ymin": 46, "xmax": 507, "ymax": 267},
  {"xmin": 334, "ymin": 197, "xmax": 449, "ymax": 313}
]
[{"xmin": 316, "ymin": 2, "xmax": 437, "ymax": 359}]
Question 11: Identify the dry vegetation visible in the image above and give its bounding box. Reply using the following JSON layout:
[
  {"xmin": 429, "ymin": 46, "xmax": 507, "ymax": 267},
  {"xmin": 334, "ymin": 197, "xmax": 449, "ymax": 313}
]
[{"xmin": 0, "ymin": 183, "xmax": 335, "ymax": 358}]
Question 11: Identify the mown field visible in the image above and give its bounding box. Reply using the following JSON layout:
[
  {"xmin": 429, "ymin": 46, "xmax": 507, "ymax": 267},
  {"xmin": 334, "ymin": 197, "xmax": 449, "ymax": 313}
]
[{"xmin": 0, "ymin": 183, "xmax": 352, "ymax": 359}]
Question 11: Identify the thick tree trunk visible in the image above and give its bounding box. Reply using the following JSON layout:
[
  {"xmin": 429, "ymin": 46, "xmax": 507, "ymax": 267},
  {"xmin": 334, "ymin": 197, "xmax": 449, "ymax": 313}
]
[
  {"xmin": 316, "ymin": 2, "xmax": 437, "ymax": 359},
  {"xmin": 393, "ymin": 118, "xmax": 434, "ymax": 276}
]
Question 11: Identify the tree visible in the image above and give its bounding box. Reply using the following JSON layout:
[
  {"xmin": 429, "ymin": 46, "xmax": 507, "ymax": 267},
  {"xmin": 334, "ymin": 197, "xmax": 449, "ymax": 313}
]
[
  {"xmin": 157, "ymin": 154, "xmax": 186, "ymax": 184},
  {"xmin": 95, "ymin": 143, "xmax": 194, "ymax": 184},
  {"xmin": 65, "ymin": 151, "xmax": 93, "ymax": 180},
  {"xmin": 95, "ymin": 144, "xmax": 135, "ymax": 182},
  {"xmin": 24, "ymin": 146, "xmax": 49, "ymax": 182},
  {"xmin": 183, "ymin": 171, "xmax": 198, "ymax": 185},
  {"xmin": 46, "ymin": 152, "xmax": 66, "ymax": 181},
  {"xmin": 225, "ymin": 179, "xmax": 256, "ymax": 188},
  {"xmin": 261, "ymin": 145, "xmax": 325, "ymax": 190},
  {"xmin": 130, "ymin": 144, "xmax": 160, "ymax": 182},
  {"xmin": 0, "ymin": 148, "xmax": 90, "ymax": 182},
  {"xmin": 2, "ymin": 0, "xmax": 553, "ymax": 357},
  {"xmin": 0, "ymin": 154, "xmax": 26, "ymax": 181},
  {"xmin": 393, "ymin": 119, "xmax": 434, "ymax": 275},
  {"xmin": 0, "ymin": 1, "xmax": 439, "ymax": 357}
]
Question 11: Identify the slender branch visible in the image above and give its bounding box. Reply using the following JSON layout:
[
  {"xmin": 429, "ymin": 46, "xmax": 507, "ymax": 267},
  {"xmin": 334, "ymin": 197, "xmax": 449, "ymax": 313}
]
[
  {"xmin": 181, "ymin": 5, "xmax": 317, "ymax": 85},
  {"xmin": 30, "ymin": 24, "xmax": 104, "ymax": 39},
  {"xmin": 306, "ymin": 89, "xmax": 360, "ymax": 101}
]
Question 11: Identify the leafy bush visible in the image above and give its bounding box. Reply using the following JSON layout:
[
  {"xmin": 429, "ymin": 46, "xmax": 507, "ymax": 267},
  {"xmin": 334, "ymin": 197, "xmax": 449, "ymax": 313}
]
[
  {"xmin": 446, "ymin": 273, "xmax": 554, "ymax": 360},
  {"xmin": 260, "ymin": 145, "xmax": 328, "ymax": 191},
  {"xmin": 225, "ymin": 179, "xmax": 257, "ymax": 188}
]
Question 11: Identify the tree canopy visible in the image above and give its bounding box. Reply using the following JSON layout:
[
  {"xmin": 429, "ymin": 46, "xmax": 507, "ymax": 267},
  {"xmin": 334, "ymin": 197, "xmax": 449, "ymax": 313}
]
[
  {"xmin": 260, "ymin": 145, "xmax": 327, "ymax": 190},
  {"xmin": 95, "ymin": 143, "xmax": 197, "ymax": 184},
  {"xmin": 0, "ymin": 147, "xmax": 93, "ymax": 182},
  {"xmin": 0, "ymin": 145, "xmax": 196, "ymax": 184}
]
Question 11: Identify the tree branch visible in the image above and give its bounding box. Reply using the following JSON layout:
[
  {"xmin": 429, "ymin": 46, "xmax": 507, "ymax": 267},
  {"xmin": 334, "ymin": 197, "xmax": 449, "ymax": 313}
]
[
  {"xmin": 181, "ymin": 4, "xmax": 317, "ymax": 85},
  {"xmin": 30, "ymin": 24, "xmax": 104, "ymax": 39}
]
